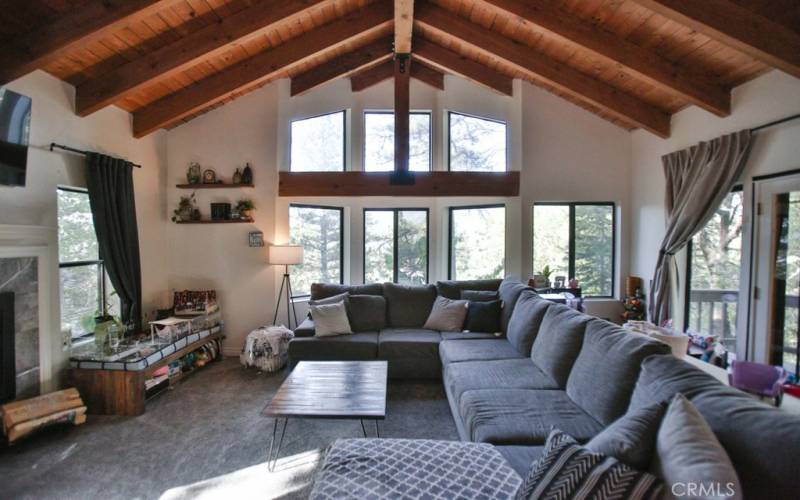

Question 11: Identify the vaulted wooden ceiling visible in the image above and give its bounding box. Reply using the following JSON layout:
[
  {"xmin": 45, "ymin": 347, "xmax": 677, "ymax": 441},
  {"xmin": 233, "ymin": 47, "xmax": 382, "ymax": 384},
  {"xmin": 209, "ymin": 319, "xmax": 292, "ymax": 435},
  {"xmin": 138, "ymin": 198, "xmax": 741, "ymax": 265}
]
[{"xmin": 1, "ymin": 0, "xmax": 798, "ymax": 139}]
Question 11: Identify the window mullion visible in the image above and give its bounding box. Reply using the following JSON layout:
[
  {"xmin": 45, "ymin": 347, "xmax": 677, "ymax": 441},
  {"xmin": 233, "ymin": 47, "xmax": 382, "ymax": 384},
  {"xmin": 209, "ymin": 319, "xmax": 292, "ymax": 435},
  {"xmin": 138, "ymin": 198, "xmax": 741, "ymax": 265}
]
[
  {"xmin": 568, "ymin": 204, "xmax": 576, "ymax": 283},
  {"xmin": 393, "ymin": 210, "xmax": 399, "ymax": 283}
]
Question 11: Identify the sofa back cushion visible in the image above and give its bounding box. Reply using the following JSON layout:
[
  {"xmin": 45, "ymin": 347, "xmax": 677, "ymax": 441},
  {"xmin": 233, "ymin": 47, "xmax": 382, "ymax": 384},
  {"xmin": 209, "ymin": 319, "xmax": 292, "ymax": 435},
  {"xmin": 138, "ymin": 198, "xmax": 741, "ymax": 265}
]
[
  {"xmin": 348, "ymin": 295, "xmax": 386, "ymax": 332},
  {"xmin": 383, "ymin": 282, "xmax": 438, "ymax": 328},
  {"xmin": 497, "ymin": 277, "xmax": 531, "ymax": 334},
  {"xmin": 566, "ymin": 319, "xmax": 670, "ymax": 426},
  {"xmin": 436, "ymin": 279, "xmax": 502, "ymax": 300},
  {"xmin": 631, "ymin": 354, "xmax": 800, "ymax": 500},
  {"xmin": 505, "ymin": 290, "xmax": 552, "ymax": 356},
  {"xmin": 310, "ymin": 283, "xmax": 383, "ymax": 300},
  {"xmin": 531, "ymin": 304, "xmax": 590, "ymax": 387}
]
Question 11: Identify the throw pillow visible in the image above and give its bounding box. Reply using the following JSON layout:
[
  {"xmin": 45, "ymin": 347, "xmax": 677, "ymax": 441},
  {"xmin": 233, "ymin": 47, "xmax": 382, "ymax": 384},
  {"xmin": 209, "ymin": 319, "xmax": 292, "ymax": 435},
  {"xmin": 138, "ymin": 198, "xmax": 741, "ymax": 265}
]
[
  {"xmin": 347, "ymin": 294, "xmax": 386, "ymax": 332},
  {"xmin": 307, "ymin": 291, "xmax": 350, "ymax": 319},
  {"xmin": 463, "ymin": 299, "xmax": 502, "ymax": 333},
  {"xmin": 516, "ymin": 429, "xmax": 663, "ymax": 500},
  {"xmin": 310, "ymin": 301, "xmax": 353, "ymax": 337},
  {"xmin": 423, "ymin": 296, "xmax": 469, "ymax": 331},
  {"xmin": 460, "ymin": 290, "xmax": 500, "ymax": 302},
  {"xmin": 653, "ymin": 394, "xmax": 742, "ymax": 500},
  {"xmin": 586, "ymin": 401, "xmax": 667, "ymax": 471}
]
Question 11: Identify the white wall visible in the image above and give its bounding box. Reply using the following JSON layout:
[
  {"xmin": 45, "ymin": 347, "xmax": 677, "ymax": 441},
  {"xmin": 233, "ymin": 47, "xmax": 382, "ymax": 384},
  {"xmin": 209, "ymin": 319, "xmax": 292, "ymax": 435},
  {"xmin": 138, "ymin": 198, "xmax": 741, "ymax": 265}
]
[{"xmin": 0, "ymin": 71, "xmax": 169, "ymax": 388}]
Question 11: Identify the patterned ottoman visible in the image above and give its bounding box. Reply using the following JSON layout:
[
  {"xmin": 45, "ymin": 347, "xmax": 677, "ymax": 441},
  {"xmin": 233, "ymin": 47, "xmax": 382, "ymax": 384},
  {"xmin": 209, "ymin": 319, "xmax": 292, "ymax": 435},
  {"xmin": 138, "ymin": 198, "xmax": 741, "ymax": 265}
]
[{"xmin": 310, "ymin": 438, "xmax": 522, "ymax": 499}]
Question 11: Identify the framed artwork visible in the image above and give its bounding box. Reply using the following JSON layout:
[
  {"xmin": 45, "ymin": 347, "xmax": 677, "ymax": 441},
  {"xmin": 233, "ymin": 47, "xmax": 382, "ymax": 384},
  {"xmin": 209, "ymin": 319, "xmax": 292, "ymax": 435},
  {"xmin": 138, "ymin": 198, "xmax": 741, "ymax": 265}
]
[{"xmin": 249, "ymin": 231, "xmax": 264, "ymax": 247}]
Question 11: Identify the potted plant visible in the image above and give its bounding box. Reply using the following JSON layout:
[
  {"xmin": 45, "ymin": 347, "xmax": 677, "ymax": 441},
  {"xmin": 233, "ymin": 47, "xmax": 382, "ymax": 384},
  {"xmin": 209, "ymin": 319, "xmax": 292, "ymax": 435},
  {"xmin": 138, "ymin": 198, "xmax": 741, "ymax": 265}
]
[
  {"xmin": 540, "ymin": 265, "xmax": 554, "ymax": 287},
  {"xmin": 236, "ymin": 199, "xmax": 255, "ymax": 220},
  {"xmin": 172, "ymin": 193, "xmax": 196, "ymax": 222}
]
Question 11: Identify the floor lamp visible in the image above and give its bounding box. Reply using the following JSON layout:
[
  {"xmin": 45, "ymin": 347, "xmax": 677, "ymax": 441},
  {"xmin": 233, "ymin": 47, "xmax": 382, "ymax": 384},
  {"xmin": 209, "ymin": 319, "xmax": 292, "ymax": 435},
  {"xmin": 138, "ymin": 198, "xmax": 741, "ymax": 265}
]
[{"xmin": 269, "ymin": 245, "xmax": 304, "ymax": 329}]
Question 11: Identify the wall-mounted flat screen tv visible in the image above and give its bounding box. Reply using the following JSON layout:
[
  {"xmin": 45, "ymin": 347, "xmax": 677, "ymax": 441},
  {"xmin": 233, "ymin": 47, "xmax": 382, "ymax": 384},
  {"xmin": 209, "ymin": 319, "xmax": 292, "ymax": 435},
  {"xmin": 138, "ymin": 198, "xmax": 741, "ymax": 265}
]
[{"xmin": 0, "ymin": 88, "xmax": 31, "ymax": 187}]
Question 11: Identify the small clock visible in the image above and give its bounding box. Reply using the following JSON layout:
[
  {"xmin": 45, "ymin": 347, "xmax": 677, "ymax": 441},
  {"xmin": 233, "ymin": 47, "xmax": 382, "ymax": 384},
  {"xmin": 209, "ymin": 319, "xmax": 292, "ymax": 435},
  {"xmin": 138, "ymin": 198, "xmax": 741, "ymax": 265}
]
[{"xmin": 202, "ymin": 169, "xmax": 216, "ymax": 184}]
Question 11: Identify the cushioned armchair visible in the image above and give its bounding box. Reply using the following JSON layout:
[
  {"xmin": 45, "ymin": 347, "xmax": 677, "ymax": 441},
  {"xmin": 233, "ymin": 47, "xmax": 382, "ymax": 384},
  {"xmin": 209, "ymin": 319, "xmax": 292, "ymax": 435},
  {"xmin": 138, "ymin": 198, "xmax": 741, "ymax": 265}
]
[{"xmin": 728, "ymin": 360, "xmax": 789, "ymax": 406}]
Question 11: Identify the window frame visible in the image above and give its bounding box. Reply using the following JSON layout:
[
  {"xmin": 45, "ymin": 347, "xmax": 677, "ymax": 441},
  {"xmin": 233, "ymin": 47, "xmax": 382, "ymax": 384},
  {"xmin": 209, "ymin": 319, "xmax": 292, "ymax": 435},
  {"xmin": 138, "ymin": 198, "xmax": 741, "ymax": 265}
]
[
  {"xmin": 362, "ymin": 208, "xmax": 430, "ymax": 284},
  {"xmin": 57, "ymin": 186, "xmax": 107, "ymax": 339},
  {"xmin": 448, "ymin": 203, "xmax": 506, "ymax": 280},
  {"xmin": 683, "ymin": 185, "xmax": 743, "ymax": 333},
  {"xmin": 446, "ymin": 111, "xmax": 508, "ymax": 172},
  {"xmin": 362, "ymin": 110, "xmax": 433, "ymax": 172},
  {"xmin": 532, "ymin": 201, "xmax": 617, "ymax": 299},
  {"xmin": 288, "ymin": 203, "xmax": 345, "ymax": 299},
  {"xmin": 289, "ymin": 109, "xmax": 347, "ymax": 172}
]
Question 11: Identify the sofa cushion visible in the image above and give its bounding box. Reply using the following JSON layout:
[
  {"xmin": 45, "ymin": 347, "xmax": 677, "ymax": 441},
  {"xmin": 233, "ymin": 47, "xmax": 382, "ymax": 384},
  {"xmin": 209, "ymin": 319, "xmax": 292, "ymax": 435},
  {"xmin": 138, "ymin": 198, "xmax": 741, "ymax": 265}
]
[
  {"xmin": 444, "ymin": 359, "xmax": 559, "ymax": 407},
  {"xmin": 294, "ymin": 317, "xmax": 316, "ymax": 337},
  {"xmin": 464, "ymin": 299, "xmax": 502, "ymax": 334},
  {"xmin": 458, "ymin": 389, "xmax": 603, "ymax": 445},
  {"xmin": 586, "ymin": 401, "xmax": 667, "ymax": 471},
  {"xmin": 308, "ymin": 291, "xmax": 349, "ymax": 307},
  {"xmin": 505, "ymin": 290, "xmax": 551, "ymax": 356},
  {"xmin": 436, "ymin": 278, "xmax": 502, "ymax": 300},
  {"xmin": 497, "ymin": 277, "xmax": 530, "ymax": 333},
  {"xmin": 460, "ymin": 290, "xmax": 499, "ymax": 302},
  {"xmin": 423, "ymin": 296, "xmax": 468, "ymax": 331},
  {"xmin": 631, "ymin": 354, "xmax": 800, "ymax": 500},
  {"xmin": 495, "ymin": 445, "xmax": 545, "ymax": 478},
  {"xmin": 566, "ymin": 319, "xmax": 670, "ymax": 425},
  {"xmin": 378, "ymin": 328, "xmax": 441, "ymax": 379},
  {"xmin": 440, "ymin": 331, "xmax": 499, "ymax": 341},
  {"xmin": 288, "ymin": 332, "xmax": 378, "ymax": 362},
  {"xmin": 310, "ymin": 282, "xmax": 383, "ymax": 300},
  {"xmin": 383, "ymin": 282, "xmax": 437, "ymax": 328},
  {"xmin": 530, "ymin": 304, "xmax": 590, "ymax": 387},
  {"xmin": 348, "ymin": 294, "xmax": 386, "ymax": 332},
  {"xmin": 439, "ymin": 339, "xmax": 524, "ymax": 365}
]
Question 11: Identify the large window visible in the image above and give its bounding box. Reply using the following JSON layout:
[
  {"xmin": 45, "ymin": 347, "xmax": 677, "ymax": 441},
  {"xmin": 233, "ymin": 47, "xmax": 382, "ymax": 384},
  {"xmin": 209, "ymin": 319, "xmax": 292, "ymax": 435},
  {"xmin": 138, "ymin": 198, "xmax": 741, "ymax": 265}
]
[
  {"xmin": 449, "ymin": 205, "xmax": 505, "ymax": 280},
  {"xmin": 363, "ymin": 209, "xmax": 428, "ymax": 285},
  {"xmin": 685, "ymin": 189, "xmax": 743, "ymax": 351},
  {"xmin": 290, "ymin": 111, "xmax": 345, "ymax": 171},
  {"xmin": 448, "ymin": 112, "xmax": 507, "ymax": 172},
  {"xmin": 289, "ymin": 204, "xmax": 344, "ymax": 297},
  {"xmin": 363, "ymin": 111, "xmax": 431, "ymax": 172},
  {"xmin": 58, "ymin": 188, "xmax": 113, "ymax": 338},
  {"xmin": 533, "ymin": 203, "xmax": 615, "ymax": 297}
]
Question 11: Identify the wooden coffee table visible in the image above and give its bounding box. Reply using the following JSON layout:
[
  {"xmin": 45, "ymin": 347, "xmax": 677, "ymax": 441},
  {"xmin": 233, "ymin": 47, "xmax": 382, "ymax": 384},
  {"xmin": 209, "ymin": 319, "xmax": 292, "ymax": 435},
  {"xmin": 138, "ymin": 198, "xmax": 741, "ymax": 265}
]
[{"xmin": 262, "ymin": 360, "xmax": 388, "ymax": 469}]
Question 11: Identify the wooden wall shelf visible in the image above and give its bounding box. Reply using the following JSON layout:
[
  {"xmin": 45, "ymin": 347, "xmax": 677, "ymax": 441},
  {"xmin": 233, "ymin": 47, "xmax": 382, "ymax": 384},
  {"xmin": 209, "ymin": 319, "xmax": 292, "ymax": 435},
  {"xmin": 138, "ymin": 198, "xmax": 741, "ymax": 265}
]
[
  {"xmin": 175, "ymin": 219, "xmax": 253, "ymax": 224},
  {"xmin": 176, "ymin": 183, "xmax": 254, "ymax": 189}
]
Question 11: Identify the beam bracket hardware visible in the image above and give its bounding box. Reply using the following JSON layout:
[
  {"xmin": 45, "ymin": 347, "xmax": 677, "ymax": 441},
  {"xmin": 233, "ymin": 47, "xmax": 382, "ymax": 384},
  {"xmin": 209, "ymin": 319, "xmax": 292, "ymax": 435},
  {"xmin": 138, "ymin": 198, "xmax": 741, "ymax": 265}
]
[
  {"xmin": 389, "ymin": 170, "xmax": 416, "ymax": 185},
  {"xmin": 395, "ymin": 53, "xmax": 410, "ymax": 74}
]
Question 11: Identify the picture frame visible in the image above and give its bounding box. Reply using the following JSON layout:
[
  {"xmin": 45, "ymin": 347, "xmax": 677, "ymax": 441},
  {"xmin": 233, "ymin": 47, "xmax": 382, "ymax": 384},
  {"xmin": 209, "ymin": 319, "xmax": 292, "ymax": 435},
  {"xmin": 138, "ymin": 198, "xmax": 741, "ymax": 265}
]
[{"xmin": 249, "ymin": 231, "xmax": 264, "ymax": 247}]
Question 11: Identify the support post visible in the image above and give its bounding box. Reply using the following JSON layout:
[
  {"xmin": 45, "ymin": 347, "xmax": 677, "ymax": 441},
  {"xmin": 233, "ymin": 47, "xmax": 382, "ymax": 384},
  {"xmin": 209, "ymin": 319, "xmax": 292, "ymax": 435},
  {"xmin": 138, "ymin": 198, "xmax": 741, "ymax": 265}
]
[{"xmin": 391, "ymin": 53, "xmax": 414, "ymax": 185}]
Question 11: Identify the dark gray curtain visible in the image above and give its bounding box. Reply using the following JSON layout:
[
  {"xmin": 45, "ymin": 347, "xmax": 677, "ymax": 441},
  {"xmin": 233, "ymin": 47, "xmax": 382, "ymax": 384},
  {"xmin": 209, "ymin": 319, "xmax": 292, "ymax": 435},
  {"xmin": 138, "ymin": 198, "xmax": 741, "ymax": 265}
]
[
  {"xmin": 649, "ymin": 130, "xmax": 753, "ymax": 325},
  {"xmin": 86, "ymin": 153, "xmax": 142, "ymax": 332}
]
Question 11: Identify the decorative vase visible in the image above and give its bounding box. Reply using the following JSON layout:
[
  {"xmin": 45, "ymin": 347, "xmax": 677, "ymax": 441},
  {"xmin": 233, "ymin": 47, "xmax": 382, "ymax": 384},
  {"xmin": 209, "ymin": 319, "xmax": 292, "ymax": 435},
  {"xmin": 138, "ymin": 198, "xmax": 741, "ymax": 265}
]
[
  {"xmin": 233, "ymin": 168, "xmax": 242, "ymax": 184},
  {"xmin": 242, "ymin": 163, "xmax": 253, "ymax": 184},
  {"xmin": 187, "ymin": 163, "xmax": 201, "ymax": 184},
  {"xmin": 241, "ymin": 209, "xmax": 252, "ymax": 219}
]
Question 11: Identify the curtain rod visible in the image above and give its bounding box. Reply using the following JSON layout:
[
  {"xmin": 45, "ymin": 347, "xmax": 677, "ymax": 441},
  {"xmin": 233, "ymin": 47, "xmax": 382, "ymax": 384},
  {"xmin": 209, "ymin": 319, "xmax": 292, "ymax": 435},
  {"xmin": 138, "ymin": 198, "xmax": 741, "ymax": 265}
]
[
  {"xmin": 750, "ymin": 113, "xmax": 800, "ymax": 133},
  {"xmin": 49, "ymin": 143, "xmax": 142, "ymax": 168}
]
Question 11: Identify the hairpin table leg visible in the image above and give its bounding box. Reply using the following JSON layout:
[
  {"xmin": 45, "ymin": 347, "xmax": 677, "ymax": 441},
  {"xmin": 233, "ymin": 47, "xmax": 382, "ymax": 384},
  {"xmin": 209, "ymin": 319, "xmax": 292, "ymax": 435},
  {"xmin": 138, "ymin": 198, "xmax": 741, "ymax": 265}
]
[{"xmin": 267, "ymin": 418, "xmax": 288, "ymax": 471}]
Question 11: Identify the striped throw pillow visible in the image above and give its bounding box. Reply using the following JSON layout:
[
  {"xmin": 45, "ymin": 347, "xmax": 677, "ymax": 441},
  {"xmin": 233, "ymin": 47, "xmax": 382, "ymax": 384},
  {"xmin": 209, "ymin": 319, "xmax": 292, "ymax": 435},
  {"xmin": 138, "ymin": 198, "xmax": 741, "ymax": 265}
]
[{"xmin": 516, "ymin": 429, "xmax": 663, "ymax": 500}]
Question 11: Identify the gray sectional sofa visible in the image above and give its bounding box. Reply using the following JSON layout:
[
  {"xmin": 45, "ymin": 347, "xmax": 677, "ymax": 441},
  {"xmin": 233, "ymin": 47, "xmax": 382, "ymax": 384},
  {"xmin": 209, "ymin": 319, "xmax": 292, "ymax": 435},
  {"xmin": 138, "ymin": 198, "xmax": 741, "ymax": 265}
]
[{"xmin": 293, "ymin": 277, "xmax": 800, "ymax": 498}]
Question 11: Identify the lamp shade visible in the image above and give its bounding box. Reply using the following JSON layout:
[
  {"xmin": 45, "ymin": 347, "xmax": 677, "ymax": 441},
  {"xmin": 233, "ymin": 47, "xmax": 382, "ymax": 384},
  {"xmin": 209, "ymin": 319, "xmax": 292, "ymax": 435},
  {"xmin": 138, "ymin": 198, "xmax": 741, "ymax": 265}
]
[{"xmin": 269, "ymin": 244, "xmax": 304, "ymax": 265}]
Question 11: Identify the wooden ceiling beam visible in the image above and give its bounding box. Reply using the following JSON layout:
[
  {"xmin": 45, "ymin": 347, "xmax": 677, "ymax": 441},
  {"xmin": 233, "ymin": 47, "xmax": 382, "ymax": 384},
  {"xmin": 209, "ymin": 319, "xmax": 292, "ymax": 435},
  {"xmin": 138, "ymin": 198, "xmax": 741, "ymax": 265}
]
[
  {"xmin": 394, "ymin": 0, "xmax": 415, "ymax": 54},
  {"xmin": 290, "ymin": 38, "xmax": 393, "ymax": 96},
  {"xmin": 632, "ymin": 0, "xmax": 800, "ymax": 79},
  {"xmin": 76, "ymin": 0, "xmax": 336, "ymax": 116},
  {"xmin": 0, "ymin": 0, "xmax": 181, "ymax": 86},
  {"xmin": 415, "ymin": 5, "xmax": 670, "ymax": 137},
  {"xmin": 394, "ymin": 55, "xmax": 412, "ymax": 173},
  {"xmin": 350, "ymin": 59, "xmax": 445, "ymax": 91},
  {"xmin": 132, "ymin": 1, "xmax": 393, "ymax": 137},
  {"xmin": 413, "ymin": 39, "xmax": 513, "ymax": 96},
  {"xmin": 475, "ymin": 0, "xmax": 730, "ymax": 117}
]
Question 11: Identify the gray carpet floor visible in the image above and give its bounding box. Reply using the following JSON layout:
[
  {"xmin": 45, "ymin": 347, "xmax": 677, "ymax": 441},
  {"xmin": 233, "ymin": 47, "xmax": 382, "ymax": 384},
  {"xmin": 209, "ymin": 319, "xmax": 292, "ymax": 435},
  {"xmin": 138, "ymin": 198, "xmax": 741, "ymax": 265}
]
[{"xmin": 0, "ymin": 358, "xmax": 458, "ymax": 500}]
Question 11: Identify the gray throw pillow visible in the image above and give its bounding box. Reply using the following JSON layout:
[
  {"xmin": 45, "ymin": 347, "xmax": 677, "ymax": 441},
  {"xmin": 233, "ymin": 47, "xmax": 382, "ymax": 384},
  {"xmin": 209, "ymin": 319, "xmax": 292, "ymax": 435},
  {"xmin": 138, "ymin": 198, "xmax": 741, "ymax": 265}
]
[
  {"xmin": 348, "ymin": 294, "xmax": 386, "ymax": 332},
  {"xmin": 530, "ymin": 304, "xmax": 590, "ymax": 387},
  {"xmin": 505, "ymin": 290, "xmax": 551, "ymax": 355},
  {"xmin": 586, "ymin": 401, "xmax": 667, "ymax": 471},
  {"xmin": 423, "ymin": 296, "xmax": 469, "ymax": 331},
  {"xmin": 310, "ymin": 301, "xmax": 353, "ymax": 337},
  {"xmin": 460, "ymin": 290, "xmax": 500, "ymax": 302},
  {"xmin": 653, "ymin": 394, "xmax": 742, "ymax": 500}
]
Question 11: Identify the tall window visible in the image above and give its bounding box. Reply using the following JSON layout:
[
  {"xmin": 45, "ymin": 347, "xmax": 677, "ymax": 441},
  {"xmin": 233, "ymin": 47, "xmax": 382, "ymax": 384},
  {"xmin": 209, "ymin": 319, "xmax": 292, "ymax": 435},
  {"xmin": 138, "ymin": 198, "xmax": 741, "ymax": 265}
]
[
  {"xmin": 364, "ymin": 209, "xmax": 428, "ymax": 285},
  {"xmin": 289, "ymin": 204, "xmax": 344, "ymax": 297},
  {"xmin": 448, "ymin": 112, "xmax": 507, "ymax": 172},
  {"xmin": 363, "ymin": 111, "xmax": 431, "ymax": 171},
  {"xmin": 533, "ymin": 203, "xmax": 615, "ymax": 297},
  {"xmin": 449, "ymin": 205, "xmax": 505, "ymax": 280},
  {"xmin": 290, "ymin": 111, "xmax": 345, "ymax": 171},
  {"xmin": 58, "ymin": 188, "xmax": 113, "ymax": 338},
  {"xmin": 685, "ymin": 189, "xmax": 743, "ymax": 351}
]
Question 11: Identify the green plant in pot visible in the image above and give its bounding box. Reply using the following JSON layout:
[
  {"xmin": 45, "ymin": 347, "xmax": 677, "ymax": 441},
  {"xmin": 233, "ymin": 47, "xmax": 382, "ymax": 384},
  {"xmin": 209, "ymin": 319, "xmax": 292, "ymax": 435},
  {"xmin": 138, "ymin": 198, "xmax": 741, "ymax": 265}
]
[
  {"xmin": 235, "ymin": 199, "xmax": 255, "ymax": 220},
  {"xmin": 172, "ymin": 192, "xmax": 196, "ymax": 222},
  {"xmin": 540, "ymin": 265, "xmax": 554, "ymax": 287},
  {"xmin": 91, "ymin": 292, "xmax": 124, "ymax": 351}
]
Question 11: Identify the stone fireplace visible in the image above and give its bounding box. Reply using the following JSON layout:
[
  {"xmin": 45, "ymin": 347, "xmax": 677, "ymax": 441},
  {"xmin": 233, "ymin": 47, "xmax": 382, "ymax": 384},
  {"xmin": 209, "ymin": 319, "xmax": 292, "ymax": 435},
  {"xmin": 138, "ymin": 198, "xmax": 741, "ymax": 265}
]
[{"xmin": 0, "ymin": 256, "xmax": 40, "ymax": 403}]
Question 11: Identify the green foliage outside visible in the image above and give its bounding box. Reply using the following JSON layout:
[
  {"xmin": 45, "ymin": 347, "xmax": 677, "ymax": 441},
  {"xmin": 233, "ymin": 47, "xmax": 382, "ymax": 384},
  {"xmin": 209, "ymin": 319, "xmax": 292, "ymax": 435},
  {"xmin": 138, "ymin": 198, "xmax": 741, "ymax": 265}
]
[
  {"xmin": 289, "ymin": 206, "xmax": 342, "ymax": 297},
  {"xmin": 449, "ymin": 113, "xmax": 506, "ymax": 172},
  {"xmin": 451, "ymin": 207, "xmax": 505, "ymax": 280},
  {"xmin": 364, "ymin": 210, "xmax": 428, "ymax": 285},
  {"xmin": 364, "ymin": 113, "xmax": 431, "ymax": 172}
]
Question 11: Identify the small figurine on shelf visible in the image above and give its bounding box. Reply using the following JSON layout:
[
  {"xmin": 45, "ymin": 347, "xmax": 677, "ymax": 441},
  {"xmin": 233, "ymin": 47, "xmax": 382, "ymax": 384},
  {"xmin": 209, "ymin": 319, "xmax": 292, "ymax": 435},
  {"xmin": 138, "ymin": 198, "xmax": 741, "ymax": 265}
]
[
  {"xmin": 232, "ymin": 168, "xmax": 243, "ymax": 184},
  {"xmin": 622, "ymin": 287, "xmax": 646, "ymax": 322},
  {"xmin": 186, "ymin": 163, "xmax": 201, "ymax": 184},
  {"xmin": 242, "ymin": 162, "xmax": 253, "ymax": 184},
  {"xmin": 235, "ymin": 199, "xmax": 255, "ymax": 220}
]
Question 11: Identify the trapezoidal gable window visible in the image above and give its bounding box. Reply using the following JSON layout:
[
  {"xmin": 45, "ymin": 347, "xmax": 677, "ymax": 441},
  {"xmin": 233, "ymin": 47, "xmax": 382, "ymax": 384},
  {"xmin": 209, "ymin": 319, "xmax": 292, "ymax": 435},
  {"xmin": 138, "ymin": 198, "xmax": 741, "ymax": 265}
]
[
  {"xmin": 363, "ymin": 111, "xmax": 431, "ymax": 172},
  {"xmin": 449, "ymin": 205, "xmax": 506, "ymax": 280},
  {"xmin": 448, "ymin": 112, "xmax": 507, "ymax": 172},
  {"xmin": 289, "ymin": 204, "xmax": 344, "ymax": 297},
  {"xmin": 532, "ymin": 203, "xmax": 616, "ymax": 298},
  {"xmin": 363, "ymin": 209, "xmax": 429, "ymax": 285},
  {"xmin": 290, "ymin": 110, "xmax": 346, "ymax": 172}
]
